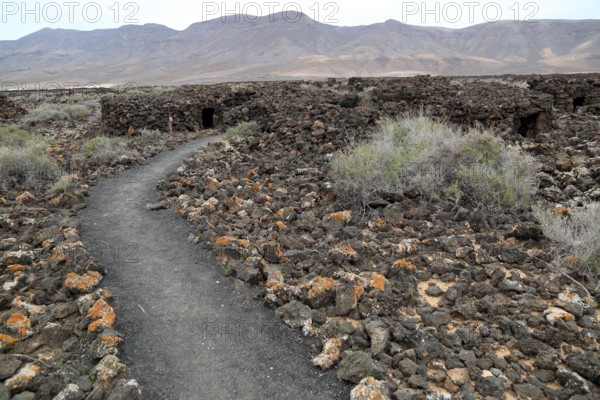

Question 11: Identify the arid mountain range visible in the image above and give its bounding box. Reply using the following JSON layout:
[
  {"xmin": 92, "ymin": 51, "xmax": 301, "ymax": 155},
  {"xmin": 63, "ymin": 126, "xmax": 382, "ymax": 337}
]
[{"xmin": 1, "ymin": 13, "xmax": 599, "ymax": 86}]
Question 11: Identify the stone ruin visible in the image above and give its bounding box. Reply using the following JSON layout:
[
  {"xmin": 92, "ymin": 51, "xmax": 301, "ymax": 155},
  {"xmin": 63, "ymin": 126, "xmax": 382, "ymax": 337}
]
[{"xmin": 99, "ymin": 75, "xmax": 600, "ymax": 138}]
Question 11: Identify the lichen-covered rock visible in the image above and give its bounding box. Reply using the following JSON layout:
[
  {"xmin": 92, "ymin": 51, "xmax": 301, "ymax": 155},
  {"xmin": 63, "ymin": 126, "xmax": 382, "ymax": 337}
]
[
  {"xmin": 53, "ymin": 384, "xmax": 85, "ymax": 400},
  {"xmin": 350, "ymin": 377, "xmax": 390, "ymax": 400},
  {"xmin": 4, "ymin": 364, "xmax": 40, "ymax": 391},
  {"xmin": 312, "ymin": 337, "xmax": 346, "ymax": 370},
  {"xmin": 64, "ymin": 271, "xmax": 103, "ymax": 293},
  {"xmin": 94, "ymin": 355, "xmax": 128, "ymax": 384}
]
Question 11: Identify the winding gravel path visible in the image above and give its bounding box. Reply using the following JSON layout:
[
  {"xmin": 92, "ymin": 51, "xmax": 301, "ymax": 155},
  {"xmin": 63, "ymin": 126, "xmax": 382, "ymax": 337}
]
[{"xmin": 78, "ymin": 136, "xmax": 351, "ymax": 400}]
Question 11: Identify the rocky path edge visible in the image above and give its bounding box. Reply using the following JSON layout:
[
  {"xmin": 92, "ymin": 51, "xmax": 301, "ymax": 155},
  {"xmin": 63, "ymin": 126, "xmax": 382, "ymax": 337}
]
[{"xmin": 77, "ymin": 135, "xmax": 351, "ymax": 399}]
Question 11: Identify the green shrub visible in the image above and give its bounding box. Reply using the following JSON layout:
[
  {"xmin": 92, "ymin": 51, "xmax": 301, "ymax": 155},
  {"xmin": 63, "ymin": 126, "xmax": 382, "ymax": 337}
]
[
  {"xmin": 0, "ymin": 126, "xmax": 59, "ymax": 184},
  {"xmin": 329, "ymin": 116, "xmax": 540, "ymax": 210},
  {"xmin": 82, "ymin": 136, "xmax": 136, "ymax": 162},
  {"xmin": 22, "ymin": 103, "xmax": 89, "ymax": 123},
  {"xmin": 224, "ymin": 121, "xmax": 259, "ymax": 140},
  {"xmin": 51, "ymin": 179, "xmax": 71, "ymax": 193},
  {"xmin": 534, "ymin": 203, "xmax": 600, "ymax": 279}
]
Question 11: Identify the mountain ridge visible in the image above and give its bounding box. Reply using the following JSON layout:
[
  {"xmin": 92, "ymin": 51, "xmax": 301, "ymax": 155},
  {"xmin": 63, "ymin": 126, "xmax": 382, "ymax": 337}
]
[{"xmin": 1, "ymin": 14, "xmax": 599, "ymax": 85}]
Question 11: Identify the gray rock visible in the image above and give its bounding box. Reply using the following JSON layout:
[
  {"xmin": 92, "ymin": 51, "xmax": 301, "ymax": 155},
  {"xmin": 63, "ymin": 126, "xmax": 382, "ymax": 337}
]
[
  {"xmin": 561, "ymin": 301, "xmax": 585, "ymax": 318},
  {"xmin": 0, "ymin": 384, "xmax": 8, "ymax": 400},
  {"xmin": 275, "ymin": 300, "xmax": 312, "ymax": 329},
  {"xmin": 42, "ymin": 322, "xmax": 73, "ymax": 348},
  {"xmin": 407, "ymin": 374, "xmax": 428, "ymax": 389},
  {"xmin": 106, "ymin": 379, "xmax": 142, "ymax": 400},
  {"xmin": 0, "ymin": 355, "xmax": 22, "ymax": 380},
  {"xmin": 335, "ymin": 283, "xmax": 357, "ymax": 316},
  {"xmin": 51, "ymin": 303, "xmax": 77, "ymax": 319},
  {"xmin": 423, "ymin": 311, "xmax": 452, "ymax": 327},
  {"xmin": 53, "ymin": 384, "xmax": 85, "ymax": 400},
  {"xmin": 365, "ymin": 319, "xmax": 389, "ymax": 356},
  {"xmin": 85, "ymin": 384, "xmax": 106, "ymax": 400},
  {"xmin": 425, "ymin": 285, "xmax": 445, "ymax": 296},
  {"xmin": 476, "ymin": 376, "xmax": 505, "ymax": 397},
  {"xmin": 12, "ymin": 393, "xmax": 35, "ymax": 400},
  {"xmin": 536, "ymin": 351, "xmax": 559, "ymax": 370},
  {"xmin": 398, "ymin": 359, "xmax": 418, "ymax": 377},
  {"xmin": 382, "ymin": 203, "xmax": 404, "ymax": 226},
  {"xmin": 513, "ymin": 384, "xmax": 544, "ymax": 399},
  {"xmin": 567, "ymin": 353, "xmax": 600, "ymax": 385},
  {"xmin": 557, "ymin": 368, "xmax": 592, "ymax": 395},
  {"xmin": 337, "ymin": 350, "xmax": 385, "ymax": 383},
  {"xmin": 77, "ymin": 375, "xmax": 94, "ymax": 392},
  {"xmin": 234, "ymin": 264, "xmax": 262, "ymax": 284},
  {"xmin": 519, "ymin": 337, "xmax": 549, "ymax": 356},
  {"xmin": 392, "ymin": 388, "xmax": 421, "ymax": 400},
  {"xmin": 498, "ymin": 279, "xmax": 526, "ymax": 292},
  {"xmin": 533, "ymin": 369, "xmax": 555, "ymax": 383},
  {"xmin": 496, "ymin": 246, "xmax": 528, "ymax": 264}
]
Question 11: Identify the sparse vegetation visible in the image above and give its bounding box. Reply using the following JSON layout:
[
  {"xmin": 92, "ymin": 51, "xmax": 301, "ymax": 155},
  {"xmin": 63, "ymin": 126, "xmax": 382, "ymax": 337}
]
[
  {"xmin": 51, "ymin": 179, "xmax": 71, "ymax": 193},
  {"xmin": 22, "ymin": 103, "xmax": 90, "ymax": 124},
  {"xmin": 0, "ymin": 125, "xmax": 59, "ymax": 184},
  {"xmin": 329, "ymin": 116, "xmax": 540, "ymax": 210},
  {"xmin": 534, "ymin": 203, "xmax": 600, "ymax": 284},
  {"xmin": 82, "ymin": 136, "xmax": 136, "ymax": 162},
  {"xmin": 224, "ymin": 121, "xmax": 259, "ymax": 140}
]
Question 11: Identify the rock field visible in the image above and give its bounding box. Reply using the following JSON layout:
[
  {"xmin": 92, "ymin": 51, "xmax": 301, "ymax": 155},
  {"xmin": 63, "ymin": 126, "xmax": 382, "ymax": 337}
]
[{"xmin": 2, "ymin": 74, "xmax": 600, "ymax": 399}]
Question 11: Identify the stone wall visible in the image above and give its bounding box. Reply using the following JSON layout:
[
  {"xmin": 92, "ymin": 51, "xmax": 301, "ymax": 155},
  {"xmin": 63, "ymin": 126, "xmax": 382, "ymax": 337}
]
[{"xmin": 99, "ymin": 75, "xmax": 600, "ymax": 137}]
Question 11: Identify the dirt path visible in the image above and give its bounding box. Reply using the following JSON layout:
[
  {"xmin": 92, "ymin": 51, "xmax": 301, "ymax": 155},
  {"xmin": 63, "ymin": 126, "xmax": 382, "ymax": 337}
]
[{"xmin": 77, "ymin": 136, "xmax": 350, "ymax": 400}]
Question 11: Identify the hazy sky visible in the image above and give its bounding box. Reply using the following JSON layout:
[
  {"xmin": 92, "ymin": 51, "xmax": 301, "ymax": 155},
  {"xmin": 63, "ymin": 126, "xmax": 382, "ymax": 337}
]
[{"xmin": 1, "ymin": 0, "xmax": 599, "ymax": 40}]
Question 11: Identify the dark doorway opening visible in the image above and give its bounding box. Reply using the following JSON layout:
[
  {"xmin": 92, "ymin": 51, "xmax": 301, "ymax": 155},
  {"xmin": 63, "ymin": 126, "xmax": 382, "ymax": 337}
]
[
  {"xmin": 573, "ymin": 97, "xmax": 585, "ymax": 111},
  {"xmin": 202, "ymin": 108, "xmax": 214, "ymax": 129},
  {"xmin": 518, "ymin": 113, "xmax": 540, "ymax": 137}
]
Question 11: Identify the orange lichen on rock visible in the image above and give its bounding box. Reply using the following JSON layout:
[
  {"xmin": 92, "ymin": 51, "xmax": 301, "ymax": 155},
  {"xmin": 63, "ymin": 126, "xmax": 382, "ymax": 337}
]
[
  {"xmin": 64, "ymin": 271, "xmax": 102, "ymax": 292},
  {"xmin": 0, "ymin": 333, "xmax": 20, "ymax": 345},
  {"xmin": 497, "ymin": 237, "xmax": 517, "ymax": 246},
  {"xmin": 328, "ymin": 243, "xmax": 359, "ymax": 262},
  {"xmin": 252, "ymin": 182, "xmax": 262, "ymax": 192},
  {"xmin": 205, "ymin": 176, "xmax": 220, "ymax": 190},
  {"xmin": 266, "ymin": 270, "xmax": 285, "ymax": 289},
  {"xmin": 276, "ymin": 221, "xmax": 287, "ymax": 230},
  {"xmin": 4, "ymin": 364, "xmax": 40, "ymax": 391},
  {"xmin": 102, "ymin": 332, "xmax": 123, "ymax": 347},
  {"xmin": 50, "ymin": 247, "xmax": 67, "ymax": 263},
  {"xmin": 328, "ymin": 210, "xmax": 352, "ymax": 223},
  {"xmin": 238, "ymin": 239, "xmax": 250, "ymax": 248},
  {"xmin": 544, "ymin": 307, "xmax": 575, "ymax": 324},
  {"xmin": 15, "ymin": 192, "xmax": 35, "ymax": 205},
  {"xmin": 94, "ymin": 355, "xmax": 127, "ymax": 383},
  {"xmin": 312, "ymin": 337, "xmax": 345, "ymax": 369},
  {"xmin": 368, "ymin": 273, "xmax": 389, "ymax": 292},
  {"xmin": 350, "ymin": 377, "xmax": 391, "ymax": 400},
  {"xmin": 88, "ymin": 299, "xmax": 116, "ymax": 332},
  {"xmin": 7, "ymin": 312, "xmax": 31, "ymax": 336},
  {"xmin": 394, "ymin": 259, "xmax": 417, "ymax": 270},
  {"xmin": 8, "ymin": 264, "xmax": 25, "ymax": 274},
  {"xmin": 354, "ymin": 284, "xmax": 365, "ymax": 304},
  {"xmin": 213, "ymin": 236, "xmax": 237, "ymax": 246},
  {"xmin": 307, "ymin": 276, "xmax": 336, "ymax": 299},
  {"xmin": 60, "ymin": 227, "xmax": 78, "ymax": 238}
]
